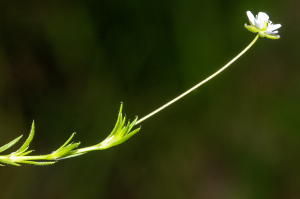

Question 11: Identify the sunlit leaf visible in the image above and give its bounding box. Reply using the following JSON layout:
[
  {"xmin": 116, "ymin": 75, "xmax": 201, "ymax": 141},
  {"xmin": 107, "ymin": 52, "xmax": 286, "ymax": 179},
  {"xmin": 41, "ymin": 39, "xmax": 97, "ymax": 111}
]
[
  {"xmin": 0, "ymin": 135, "xmax": 23, "ymax": 154},
  {"xmin": 14, "ymin": 121, "xmax": 35, "ymax": 155}
]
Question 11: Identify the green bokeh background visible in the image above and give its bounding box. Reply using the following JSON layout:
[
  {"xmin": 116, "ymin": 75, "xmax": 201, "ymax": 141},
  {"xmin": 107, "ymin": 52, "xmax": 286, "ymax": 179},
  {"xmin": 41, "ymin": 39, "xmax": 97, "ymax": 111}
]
[{"xmin": 0, "ymin": 0, "xmax": 299, "ymax": 198}]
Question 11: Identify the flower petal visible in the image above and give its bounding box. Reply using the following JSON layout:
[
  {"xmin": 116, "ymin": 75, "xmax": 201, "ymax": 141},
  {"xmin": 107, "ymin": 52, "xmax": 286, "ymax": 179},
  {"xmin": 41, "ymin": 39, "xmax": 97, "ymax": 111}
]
[
  {"xmin": 254, "ymin": 18, "xmax": 264, "ymax": 30},
  {"xmin": 246, "ymin": 11, "xmax": 255, "ymax": 25},
  {"xmin": 265, "ymin": 30, "xmax": 278, "ymax": 35},
  {"xmin": 267, "ymin": 24, "xmax": 281, "ymax": 31},
  {"xmin": 257, "ymin": 12, "xmax": 269, "ymax": 23}
]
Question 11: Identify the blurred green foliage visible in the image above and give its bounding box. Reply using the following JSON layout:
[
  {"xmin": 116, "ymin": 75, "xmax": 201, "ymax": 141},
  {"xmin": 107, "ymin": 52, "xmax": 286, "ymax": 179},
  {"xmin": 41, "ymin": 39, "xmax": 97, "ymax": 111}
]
[{"xmin": 0, "ymin": 0, "xmax": 299, "ymax": 198}]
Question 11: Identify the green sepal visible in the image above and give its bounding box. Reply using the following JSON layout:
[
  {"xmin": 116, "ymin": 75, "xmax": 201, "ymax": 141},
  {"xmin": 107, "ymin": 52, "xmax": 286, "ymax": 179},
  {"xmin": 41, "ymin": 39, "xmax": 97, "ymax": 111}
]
[
  {"xmin": 0, "ymin": 135, "xmax": 23, "ymax": 154},
  {"xmin": 265, "ymin": 34, "xmax": 280, "ymax": 40},
  {"xmin": 244, "ymin": 24, "xmax": 258, "ymax": 33},
  {"xmin": 258, "ymin": 32, "xmax": 266, "ymax": 37}
]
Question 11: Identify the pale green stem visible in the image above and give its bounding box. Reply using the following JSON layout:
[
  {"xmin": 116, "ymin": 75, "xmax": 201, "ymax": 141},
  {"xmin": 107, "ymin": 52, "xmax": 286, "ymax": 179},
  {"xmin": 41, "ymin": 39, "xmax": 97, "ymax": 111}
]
[
  {"xmin": 26, "ymin": 145, "xmax": 100, "ymax": 159},
  {"xmin": 0, "ymin": 145, "xmax": 102, "ymax": 164},
  {"xmin": 66, "ymin": 145, "xmax": 100, "ymax": 154},
  {"xmin": 5, "ymin": 155, "xmax": 53, "ymax": 161},
  {"xmin": 135, "ymin": 34, "xmax": 260, "ymax": 125}
]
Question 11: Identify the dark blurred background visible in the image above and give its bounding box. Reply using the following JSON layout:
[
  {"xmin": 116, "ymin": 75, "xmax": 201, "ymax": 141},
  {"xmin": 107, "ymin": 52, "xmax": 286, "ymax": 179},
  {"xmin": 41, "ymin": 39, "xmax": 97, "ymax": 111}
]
[{"xmin": 0, "ymin": 0, "xmax": 299, "ymax": 198}]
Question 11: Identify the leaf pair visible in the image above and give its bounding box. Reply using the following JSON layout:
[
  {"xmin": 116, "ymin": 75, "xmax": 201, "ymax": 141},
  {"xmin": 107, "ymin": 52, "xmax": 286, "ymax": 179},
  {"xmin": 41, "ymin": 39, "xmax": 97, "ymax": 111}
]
[{"xmin": 0, "ymin": 122, "xmax": 35, "ymax": 166}]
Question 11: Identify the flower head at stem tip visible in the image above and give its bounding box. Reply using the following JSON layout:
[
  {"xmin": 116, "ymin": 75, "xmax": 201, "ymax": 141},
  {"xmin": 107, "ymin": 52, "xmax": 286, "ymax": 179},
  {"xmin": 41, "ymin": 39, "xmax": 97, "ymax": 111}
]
[{"xmin": 245, "ymin": 11, "xmax": 281, "ymax": 39}]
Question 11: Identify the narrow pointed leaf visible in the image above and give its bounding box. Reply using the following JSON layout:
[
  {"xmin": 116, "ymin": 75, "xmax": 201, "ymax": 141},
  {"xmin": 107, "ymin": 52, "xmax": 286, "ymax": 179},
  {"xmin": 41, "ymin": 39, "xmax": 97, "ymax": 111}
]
[
  {"xmin": 21, "ymin": 160, "xmax": 56, "ymax": 165},
  {"xmin": 15, "ymin": 121, "xmax": 35, "ymax": 154},
  {"xmin": 120, "ymin": 122, "xmax": 131, "ymax": 137},
  {"xmin": 110, "ymin": 128, "xmax": 140, "ymax": 148},
  {"xmin": 51, "ymin": 143, "xmax": 80, "ymax": 159},
  {"xmin": 56, "ymin": 133, "xmax": 76, "ymax": 152},
  {"xmin": 0, "ymin": 135, "xmax": 23, "ymax": 154},
  {"xmin": 99, "ymin": 104, "xmax": 124, "ymax": 145},
  {"xmin": 0, "ymin": 158, "xmax": 20, "ymax": 166},
  {"xmin": 125, "ymin": 118, "xmax": 138, "ymax": 136},
  {"xmin": 57, "ymin": 152, "xmax": 87, "ymax": 160},
  {"xmin": 128, "ymin": 117, "xmax": 138, "ymax": 129},
  {"xmin": 110, "ymin": 104, "xmax": 123, "ymax": 136},
  {"xmin": 13, "ymin": 146, "xmax": 29, "ymax": 156},
  {"xmin": 18, "ymin": 150, "xmax": 34, "ymax": 156}
]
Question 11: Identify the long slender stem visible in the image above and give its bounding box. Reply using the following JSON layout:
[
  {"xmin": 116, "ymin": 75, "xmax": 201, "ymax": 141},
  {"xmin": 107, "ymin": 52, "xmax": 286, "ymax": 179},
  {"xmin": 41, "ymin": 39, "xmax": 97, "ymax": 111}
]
[{"xmin": 135, "ymin": 34, "xmax": 260, "ymax": 125}]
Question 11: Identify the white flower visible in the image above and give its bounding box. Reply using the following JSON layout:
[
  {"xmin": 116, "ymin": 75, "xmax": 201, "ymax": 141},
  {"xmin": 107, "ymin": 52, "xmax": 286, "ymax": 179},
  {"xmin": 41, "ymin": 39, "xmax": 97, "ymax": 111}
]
[{"xmin": 245, "ymin": 11, "xmax": 281, "ymax": 39}]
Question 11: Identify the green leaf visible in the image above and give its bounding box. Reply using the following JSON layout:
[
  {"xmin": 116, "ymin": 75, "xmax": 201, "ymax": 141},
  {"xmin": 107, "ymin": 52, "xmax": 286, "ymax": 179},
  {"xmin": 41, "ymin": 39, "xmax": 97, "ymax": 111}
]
[
  {"xmin": 111, "ymin": 117, "xmax": 140, "ymax": 147},
  {"xmin": 14, "ymin": 121, "xmax": 35, "ymax": 154},
  {"xmin": 109, "ymin": 127, "xmax": 140, "ymax": 148},
  {"xmin": 18, "ymin": 150, "xmax": 34, "ymax": 156},
  {"xmin": 21, "ymin": 160, "xmax": 56, "ymax": 166},
  {"xmin": 57, "ymin": 152, "xmax": 87, "ymax": 160},
  {"xmin": 0, "ymin": 135, "xmax": 23, "ymax": 154},
  {"xmin": 97, "ymin": 106, "xmax": 140, "ymax": 150},
  {"xmin": 0, "ymin": 158, "xmax": 20, "ymax": 166},
  {"xmin": 51, "ymin": 142, "xmax": 80, "ymax": 159},
  {"xmin": 56, "ymin": 133, "xmax": 76, "ymax": 152},
  {"xmin": 109, "ymin": 104, "xmax": 124, "ymax": 137}
]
